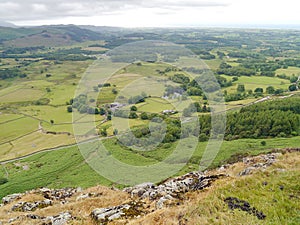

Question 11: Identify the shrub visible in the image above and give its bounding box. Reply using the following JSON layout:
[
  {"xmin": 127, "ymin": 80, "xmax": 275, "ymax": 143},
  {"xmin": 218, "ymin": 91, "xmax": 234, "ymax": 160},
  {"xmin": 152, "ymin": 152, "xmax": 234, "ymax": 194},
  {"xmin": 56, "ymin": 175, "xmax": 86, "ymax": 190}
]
[{"xmin": 0, "ymin": 178, "xmax": 8, "ymax": 185}]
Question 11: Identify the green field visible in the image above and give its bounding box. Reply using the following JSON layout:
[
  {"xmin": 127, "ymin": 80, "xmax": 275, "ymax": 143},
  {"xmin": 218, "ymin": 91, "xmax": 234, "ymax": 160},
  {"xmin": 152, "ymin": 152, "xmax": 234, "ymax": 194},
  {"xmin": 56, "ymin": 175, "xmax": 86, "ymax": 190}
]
[
  {"xmin": 138, "ymin": 98, "xmax": 174, "ymax": 113},
  {"xmin": 222, "ymin": 75, "xmax": 290, "ymax": 93},
  {"xmin": 0, "ymin": 116, "xmax": 38, "ymax": 144},
  {"xmin": 276, "ymin": 66, "xmax": 300, "ymax": 77}
]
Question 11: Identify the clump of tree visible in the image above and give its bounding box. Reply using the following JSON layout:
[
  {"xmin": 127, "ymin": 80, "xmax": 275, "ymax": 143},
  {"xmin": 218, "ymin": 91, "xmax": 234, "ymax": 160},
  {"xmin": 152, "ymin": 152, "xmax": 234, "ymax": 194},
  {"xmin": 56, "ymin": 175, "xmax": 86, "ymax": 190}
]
[
  {"xmin": 128, "ymin": 92, "xmax": 148, "ymax": 104},
  {"xmin": 70, "ymin": 94, "xmax": 100, "ymax": 114},
  {"xmin": 0, "ymin": 68, "xmax": 27, "ymax": 80}
]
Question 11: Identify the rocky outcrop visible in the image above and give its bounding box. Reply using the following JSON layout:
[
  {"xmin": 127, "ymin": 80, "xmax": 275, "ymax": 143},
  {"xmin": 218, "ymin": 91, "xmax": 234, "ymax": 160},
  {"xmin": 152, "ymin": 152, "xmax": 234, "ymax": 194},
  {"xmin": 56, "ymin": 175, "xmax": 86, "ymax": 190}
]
[
  {"xmin": 239, "ymin": 153, "xmax": 280, "ymax": 176},
  {"xmin": 43, "ymin": 212, "xmax": 74, "ymax": 225},
  {"xmin": 92, "ymin": 172, "xmax": 224, "ymax": 223},
  {"xmin": 2, "ymin": 193, "xmax": 23, "ymax": 205},
  {"xmin": 125, "ymin": 172, "xmax": 224, "ymax": 208},
  {"xmin": 38, "ymin": 187, "xmax": 81, "ymax": 201},
  {"xmin": 76, "ymin": 192, "xmax": 102, "ymax": 201},
  {"xmin": 7, "ymin": 212, "xmax": 73, "ymax": 224},
  {"xmin": 11, "ymin": 199, "xmax": 52, "ymax": 212},
  {"xmin": 91, "ymin": 201, "xmax": 144, "ymax": 224}
]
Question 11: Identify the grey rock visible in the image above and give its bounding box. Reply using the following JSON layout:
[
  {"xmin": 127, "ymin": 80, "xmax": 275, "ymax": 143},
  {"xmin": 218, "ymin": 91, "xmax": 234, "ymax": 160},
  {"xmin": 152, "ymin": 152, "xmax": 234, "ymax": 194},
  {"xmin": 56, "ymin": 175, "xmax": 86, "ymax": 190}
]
[
  {"xmin": 11, "ymin": 199, "xmax": 52, "ymax": 212},
  {"xmin": 39, "ymin": 187, "xmax": 79, "ymax": 201},
  {"xmin": 2, "ymin": 193, "xmax": 23, "ymax": 205},
  {"xmin": 92, "ymin": 204, "xmax": 131, "ymax": 222},
  {"xmin": 44, "ymin": 212, "xmax": 73, "ymax": 225},
  {"xmin": 239, "ymin": 167, "xmax": 255, "ymax": 176}
]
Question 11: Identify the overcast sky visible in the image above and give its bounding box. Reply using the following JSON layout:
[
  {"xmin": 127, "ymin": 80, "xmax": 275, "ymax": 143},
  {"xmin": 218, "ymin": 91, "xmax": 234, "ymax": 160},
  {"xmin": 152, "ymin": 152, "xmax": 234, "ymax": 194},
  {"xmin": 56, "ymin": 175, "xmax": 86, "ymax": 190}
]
[{"xmin": 1, "ymin": 0, "xmax": 300, "ymax": 27}]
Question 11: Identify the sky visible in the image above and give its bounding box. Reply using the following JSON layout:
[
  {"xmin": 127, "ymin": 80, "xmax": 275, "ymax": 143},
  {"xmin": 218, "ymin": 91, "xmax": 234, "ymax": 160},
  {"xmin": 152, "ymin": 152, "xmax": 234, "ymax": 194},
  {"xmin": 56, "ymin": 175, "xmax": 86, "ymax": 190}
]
[{"xmin": 1, "ymin": 0, "xmax": 300, "ymax": 27}]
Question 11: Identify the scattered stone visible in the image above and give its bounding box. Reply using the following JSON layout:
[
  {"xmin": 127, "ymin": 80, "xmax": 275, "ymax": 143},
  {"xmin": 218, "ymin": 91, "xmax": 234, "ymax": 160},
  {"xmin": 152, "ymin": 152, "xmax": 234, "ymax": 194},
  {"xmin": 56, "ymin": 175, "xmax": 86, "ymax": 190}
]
[
  {"xmin": 224, "ymin": 197, "xmax": 266, "ymax": 220},
  {"xmin": 38, "ymin": 187, "xmax": 79, "ymax": 201},
  {"xmin": 8, "ymin": 217, "xmax": 19, "ymax": 223},
  {"xmin": 44, "ymin": 212, "xmax": 73, "ymax": 225},
  {"xmin": 239, "ymin": 167, "xmax": 255, "ymax": 176},
  {"xmin": 156, "ymin": 195, "xmax": 174, "ymax": 209},
  {"xmin": 2, "ymin": 193, "xmax": 23, "ymax": 205},
  {"xmin": 239, "ymin": 153, "xmax": 280, "ymax": 176},
  {"xmin": 76, "ymin": 192, "xmax": 102, "ymax": 201},
  {"xmin": 279, "ymin": 185, "xmax": 284, "ymax": 191},
  {"xmin": 26, "ymin": 214, "xmax": 43, "ymax": 220},
  {"xmin": 92, "ymin": 201, "xmax": 144, "ymax": 223},
  {"xmin": 11, "ymin": 199, "xmax": 52, "ymax": 212}
]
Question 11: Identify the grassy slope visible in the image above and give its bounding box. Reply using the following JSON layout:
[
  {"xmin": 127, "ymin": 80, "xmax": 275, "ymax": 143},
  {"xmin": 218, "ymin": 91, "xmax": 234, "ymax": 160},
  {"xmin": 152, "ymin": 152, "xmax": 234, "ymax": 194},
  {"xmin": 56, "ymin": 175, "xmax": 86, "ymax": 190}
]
[
  {"xmin": 1, "ymin": 136, "xmax": 300, "ymax": 199},
  {"xmin": 131, "ymin": 152, "xmax": 300, "ymax": 225}
]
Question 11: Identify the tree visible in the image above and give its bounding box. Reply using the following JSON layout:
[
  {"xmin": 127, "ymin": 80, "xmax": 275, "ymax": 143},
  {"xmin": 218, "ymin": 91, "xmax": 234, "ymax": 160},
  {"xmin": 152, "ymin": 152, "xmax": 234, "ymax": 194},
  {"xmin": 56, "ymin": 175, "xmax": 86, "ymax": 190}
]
[
  {"xmin": 237, "ymin": 84, "xmax": 245, "ymax": 92},
  {"xmin": 129, "ymin": 112, "xmax": 138, "ymax": 119},
  {"xmin": 67, "ymin": 105, "xmax": 73, "ymax": 113},
  {"xmin": 130, "ymin": 105, "xmax": 138, "ymax": 111},
  {"xmin": 100, "ymin": 128, "xmax": 107, "ymax": 137},
  {"xmin": 254, "ymin": 87, "xmax": 263, "ymax": 94},
  {"xmin": 232, "ymin": 76, "xmax": 239, "ymax": 82},
  {"xmin": 113, "ymin": 129, "xmax": 118, "ymax": 135},
  {"xmin": 289, "ymin": 84, "xmax": 297, "ymax": 92},
  {"xmin": 99, "ymin": 108, "xmax": 106, "ymax": 115},
  {"xmin": 112, "ymin": 88, "xmax": 118, "ymax": 94},
  {"xmin": 50, "ymin": 119, "xmax": 54, "ymax": 125},
  {"xmin": 274, "ymin": 89, "xmax": 284, "ymax": 95},
  {"xmin": 266, "ymin": 86, "xmax": 275, "ymax": 94},
  {"xmin": 140, "ymin": 112, "xmax": 149, "ymax": 120},
  {"xmin": 199, "ymin": 133, "xmax": 208, "ymax": 142},
  {"xmin": 261, "ymin": 141, "xmax": 266, "ymax": 146}
]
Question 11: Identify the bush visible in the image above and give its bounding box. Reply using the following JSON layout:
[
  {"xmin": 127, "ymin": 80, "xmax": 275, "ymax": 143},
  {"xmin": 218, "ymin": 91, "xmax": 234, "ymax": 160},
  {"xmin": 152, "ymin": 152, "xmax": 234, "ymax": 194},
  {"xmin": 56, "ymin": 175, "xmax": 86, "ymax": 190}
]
[
  {"xmin": 0, "ymin": 177, "xmax": 8, "ymax": 185},
  {"xmin": 261, "ymin": 141, "xmax": 266, "ymax": 146}
]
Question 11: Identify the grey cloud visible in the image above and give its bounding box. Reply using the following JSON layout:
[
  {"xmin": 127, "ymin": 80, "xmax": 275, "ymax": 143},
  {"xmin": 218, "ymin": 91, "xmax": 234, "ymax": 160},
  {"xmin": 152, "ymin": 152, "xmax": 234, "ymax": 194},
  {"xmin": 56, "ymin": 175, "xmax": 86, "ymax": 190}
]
[{"xmin": 0, "ymin": 0, "xmax": 230, "ymax": 21}]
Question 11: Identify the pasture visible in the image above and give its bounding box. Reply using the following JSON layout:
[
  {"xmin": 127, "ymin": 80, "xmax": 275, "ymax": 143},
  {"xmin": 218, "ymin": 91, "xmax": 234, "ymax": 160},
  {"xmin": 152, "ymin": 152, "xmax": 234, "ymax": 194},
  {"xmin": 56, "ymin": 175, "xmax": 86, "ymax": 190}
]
[
  {"xmin": 222, "ymin": 75, "xmax": 290, "ymax": 93},
  {"xmin": 276, "ymin": 66, "xmax": 300, "ymax": 77}
]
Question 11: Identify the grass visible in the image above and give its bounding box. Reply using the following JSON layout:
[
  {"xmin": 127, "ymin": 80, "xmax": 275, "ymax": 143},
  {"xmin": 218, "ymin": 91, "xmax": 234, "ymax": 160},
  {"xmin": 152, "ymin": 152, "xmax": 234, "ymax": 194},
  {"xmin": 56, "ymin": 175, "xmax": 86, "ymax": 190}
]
[
  {"xmin": 0, "ymin": 114, "xmax": 23, "ymax": 124},
  {"xmin": 182, "ymin": 152, "xmax": 300, "ymax": 225},
  {"xmin": 0, "ymin": 132, "xmax": 75, "ymax": 161},
  {"xmin": 204, "ymin": 59, "xmax": 223, "ymax": 70},
  {"xmin": 0, "ymin": 116, "xmax": 38, "ymax": 144},
  {"xmin": 0, "ymin": 88, "xmax": 44, "ymax": 103},
  {"xmin": 20, "ymin": 105, "xmax": 72, "ymax": 124},
  {"xmin": 138, "ymin": 98, "xmax": 174, "ymax": 113},
  {"xmin": 1, "ymin": 136, "xmax": 300, "ymax": 199},
  {"xmin": 142, "ymin": 152, "xmax": 300, "ymax": 225},
  {"xmin": 222, "ymin": 75, "xmax": 290, "ymax": 93},
  {"xmin": 276, "ymin": 66, "xmax": 300, "ymax": 77},
  {"xmin": 0, "ymin": 145, "xmax": 112, "ymax": 199},
  {"xmin": 115, "ymin": 62, "xmax": 172, "ymax": 77}
]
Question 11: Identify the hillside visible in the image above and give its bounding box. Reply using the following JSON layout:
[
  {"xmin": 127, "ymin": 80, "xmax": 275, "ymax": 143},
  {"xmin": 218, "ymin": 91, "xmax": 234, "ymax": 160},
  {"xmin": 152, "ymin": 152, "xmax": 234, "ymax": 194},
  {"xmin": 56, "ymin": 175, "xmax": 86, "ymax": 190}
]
[
  {"xmin": 0, "ymin": 149, "xmax": 299, "ymax": 224},
  {"xmin": 1, "ymin": 25, "xmax": 103, "ymax": 47}
]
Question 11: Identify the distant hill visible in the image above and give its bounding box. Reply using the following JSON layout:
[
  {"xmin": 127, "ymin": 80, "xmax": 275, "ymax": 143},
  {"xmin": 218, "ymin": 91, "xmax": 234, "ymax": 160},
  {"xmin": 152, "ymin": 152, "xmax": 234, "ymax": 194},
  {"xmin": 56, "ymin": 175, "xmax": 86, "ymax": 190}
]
[
  {"xmin": 0, "ymin": 20, "xmax": 17, "ymax": 28},
  {"xmin": 1, "ymin": 25, "xmax": 104, "ymax": 47}
]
